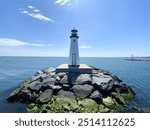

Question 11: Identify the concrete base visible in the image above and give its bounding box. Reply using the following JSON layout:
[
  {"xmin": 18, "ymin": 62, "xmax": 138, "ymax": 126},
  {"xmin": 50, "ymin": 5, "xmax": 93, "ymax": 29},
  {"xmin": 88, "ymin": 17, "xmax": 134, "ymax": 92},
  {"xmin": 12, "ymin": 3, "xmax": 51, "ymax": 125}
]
[{"xmin": 56, "ymin": 64, "xmax": 93, "ymax": 74}]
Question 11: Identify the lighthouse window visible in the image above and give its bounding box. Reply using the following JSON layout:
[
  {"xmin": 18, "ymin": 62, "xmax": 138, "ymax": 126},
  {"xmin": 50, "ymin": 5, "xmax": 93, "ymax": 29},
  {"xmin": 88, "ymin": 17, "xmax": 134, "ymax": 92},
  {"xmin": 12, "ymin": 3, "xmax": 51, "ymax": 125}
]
[{"xmin": 73, "ymin": 40, "xmax": 75, "ymax": 42}]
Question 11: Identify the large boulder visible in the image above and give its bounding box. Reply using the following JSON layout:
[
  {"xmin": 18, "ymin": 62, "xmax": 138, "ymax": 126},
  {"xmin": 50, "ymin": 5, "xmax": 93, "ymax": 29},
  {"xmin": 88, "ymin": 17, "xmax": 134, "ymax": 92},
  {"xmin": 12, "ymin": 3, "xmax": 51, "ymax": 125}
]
[
  {"xmin": 102, "ymin": 96, "xmax": 115, "ymax": 108},
  {"xmin": 92, "ymin": 76, "xmax": 112, "ymax": 86},
  {"xmin": 100, "ymin": 80, "xmax": 115, "ymax": 92},
  {"xmin": 28, "ymin": 81, "xmax": 42, "ymax": 92},
  {"xmin": 57, "ymin": 90, "xmax": 75, "ymax": 99},
  {"xmin": 72, "ymin": 84, "xmax": 93, "ymax": 99},
  {"xmin": 75, "ymin": 74, "xmax": 92, "ymax": 85},
  {"xmin": 53, "ymin": 96, "xmax": 79, "ymax": 112},
  {"xmin": 38, "ymin": 89, "xmax": 53, "ymax": 103},
  {"xmin": 78, "ymin": 99, "xmax": 98, "ymax": 112}
]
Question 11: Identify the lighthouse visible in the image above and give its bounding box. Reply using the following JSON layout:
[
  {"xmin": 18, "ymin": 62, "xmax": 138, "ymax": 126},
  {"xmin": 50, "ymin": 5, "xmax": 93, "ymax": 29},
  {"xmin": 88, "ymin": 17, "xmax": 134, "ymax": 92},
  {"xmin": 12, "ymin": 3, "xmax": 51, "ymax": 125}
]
[
  {"xmin": 69, "ymin": 28, "xmax": 80, "ymax": 67},
  {"xmin": 56, "ymin": 28, "xmax": 92, "ymax": 73}
]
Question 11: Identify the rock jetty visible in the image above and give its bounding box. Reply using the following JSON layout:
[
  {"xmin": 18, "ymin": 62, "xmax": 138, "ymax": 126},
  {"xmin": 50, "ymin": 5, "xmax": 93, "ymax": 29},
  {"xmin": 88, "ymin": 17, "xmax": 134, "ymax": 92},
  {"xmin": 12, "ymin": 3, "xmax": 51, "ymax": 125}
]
[{"xmin": 7, "ymin": 67, "xmax": 135, "ymax": 113}]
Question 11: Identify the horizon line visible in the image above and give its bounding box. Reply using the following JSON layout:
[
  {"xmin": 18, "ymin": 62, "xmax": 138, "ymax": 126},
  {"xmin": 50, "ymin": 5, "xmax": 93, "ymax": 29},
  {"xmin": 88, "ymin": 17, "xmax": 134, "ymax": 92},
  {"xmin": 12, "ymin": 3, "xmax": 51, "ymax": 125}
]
[{"xmin": 0, "ymin": 55, "xmax": 150, "ymax": 58}]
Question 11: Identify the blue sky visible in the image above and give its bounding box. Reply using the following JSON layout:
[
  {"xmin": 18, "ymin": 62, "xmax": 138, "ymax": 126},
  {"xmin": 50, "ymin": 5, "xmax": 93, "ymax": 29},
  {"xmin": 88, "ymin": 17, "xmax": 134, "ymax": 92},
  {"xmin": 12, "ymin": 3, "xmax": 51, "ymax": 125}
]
[{"xmin": 0, "ymin": 0, "xmax": 150, "ymax": 57}]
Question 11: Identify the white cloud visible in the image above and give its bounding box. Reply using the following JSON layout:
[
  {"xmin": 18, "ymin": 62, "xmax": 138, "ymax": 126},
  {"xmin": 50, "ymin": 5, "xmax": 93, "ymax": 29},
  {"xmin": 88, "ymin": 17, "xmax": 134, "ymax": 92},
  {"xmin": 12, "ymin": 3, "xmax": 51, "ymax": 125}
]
[
  {"xmin": 80, "ymin": 45, "xmax": 92, "ymax": 49},
  {"xmin": 55, "ymin": 0, "xmax": 71, "ymax": 6},
  {"xmin": 28, "ymin": 5, "xmax": 34, "ymax": 9},
  {"xmin": 33, "ymin": 9, "xmax": 40, "ymax": 12},
  {"xmin": 20, "ymin": 10, "xmax": 29, "ymax": 14},
  {"xmin": 0, "ymin": 38, "xmax": 53, "ymax": 47},
  {"xmin": 28, "ymin": 13, "xmax": 55, "ymax": 22},
  {"xmin": 55, "ymin": 0, "xmax": 63, "ymax": 4},
  {"xmin": 20, "ymin": 6, "xmax": 55, "ymax": 22},
  {"xmin": 61, "ymin": 0, "xmax": 70, "ymax": 5}
]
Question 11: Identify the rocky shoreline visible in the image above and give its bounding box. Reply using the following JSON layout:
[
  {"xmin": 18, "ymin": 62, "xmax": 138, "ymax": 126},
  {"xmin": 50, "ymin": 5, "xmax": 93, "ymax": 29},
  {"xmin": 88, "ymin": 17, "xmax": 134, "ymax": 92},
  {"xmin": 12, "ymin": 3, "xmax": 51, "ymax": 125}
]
[{"xmin": 7, "ymin": 66, "xmax": 135, "ymax": 113}]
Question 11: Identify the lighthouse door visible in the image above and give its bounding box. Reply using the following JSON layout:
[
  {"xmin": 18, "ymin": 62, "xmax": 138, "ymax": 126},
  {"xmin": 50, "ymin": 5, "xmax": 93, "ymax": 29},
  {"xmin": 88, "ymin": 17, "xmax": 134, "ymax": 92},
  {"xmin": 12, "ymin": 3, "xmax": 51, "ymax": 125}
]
[{"xmin": 72, "ymin": 54, "xmax": 76, "ymax": 65}]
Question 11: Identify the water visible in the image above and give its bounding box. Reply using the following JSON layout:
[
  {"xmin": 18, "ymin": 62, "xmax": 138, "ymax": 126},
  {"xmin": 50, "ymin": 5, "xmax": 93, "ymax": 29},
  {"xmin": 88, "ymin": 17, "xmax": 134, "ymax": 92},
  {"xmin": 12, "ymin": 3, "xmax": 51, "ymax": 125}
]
[{"xmin": 0, "ymin": 57, "xmax": 150, "ymax": 112}]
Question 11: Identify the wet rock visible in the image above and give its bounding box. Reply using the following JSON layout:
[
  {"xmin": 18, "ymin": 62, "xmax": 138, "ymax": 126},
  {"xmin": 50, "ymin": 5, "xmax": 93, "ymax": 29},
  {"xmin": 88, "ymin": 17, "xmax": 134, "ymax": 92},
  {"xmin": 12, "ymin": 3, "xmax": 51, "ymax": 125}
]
[
  {"xmin": 7, "ymin": 78, "xmax": 31, "ymax": 102},
  {"xmin": 19, "ymin": 92, "xmax": 32, "ymax": 103},
  {"xmin": 114, "ymin": 85, "xmax": 129, "ymax": 94},
  {"xmin": 27, "ymin": 104, "xmax": 39, "ymax": 113},
  {"xmin": 72, "ymin": 84, "xmax": 93, "ymax": 99},
  {"xmin": 54, "ymin": 96, "xmax": 79, "ymax": 111},
  {"xmin": 38, "ymin": 89, "xmax": 53, "ymax": 103},
  {"xmin": 99, "ymin": 104, "xmax": 110, "ymax": 113},
  {"xmin": 78, "ymin": 99, "xmax": 98, "ymax": 112},
  {"xmin": 112, "ymin": 75, "xmax": 122, "ymax": 82},
  {"xmin": 102, "ymin": 96, "xmax": 115, "ymax": 108}
]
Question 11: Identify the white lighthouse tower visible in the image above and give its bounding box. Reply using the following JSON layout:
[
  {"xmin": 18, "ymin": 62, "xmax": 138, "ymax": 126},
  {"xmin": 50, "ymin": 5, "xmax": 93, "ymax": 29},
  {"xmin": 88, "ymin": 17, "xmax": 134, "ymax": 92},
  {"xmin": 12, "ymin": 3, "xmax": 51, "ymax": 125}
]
[
  {"xmin": 56, "ymin": 28, "xmax": 92, "ymax": 73},
  {"xmin": 69, "ymin": 28, "xmax": 80, "ymax": 67}
]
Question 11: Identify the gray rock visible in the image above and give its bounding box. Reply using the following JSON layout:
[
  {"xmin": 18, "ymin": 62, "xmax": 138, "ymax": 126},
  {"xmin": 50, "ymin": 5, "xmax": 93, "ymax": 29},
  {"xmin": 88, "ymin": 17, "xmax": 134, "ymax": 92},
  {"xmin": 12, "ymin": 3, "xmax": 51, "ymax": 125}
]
[
  {"xmin": 107, "ymin": 80, "xmax": 114, "ymax": 91},
  {"xmin": 28, "ymin": 81, "xmax": 42, "ymax": 92},
  {"xmin": 50, "ymin": 85, "xmax": 62, "ymax": 90},
  {"xmin": 35, "ymin": 70, "xmax": 43, "ymax": 75},
  {"xmin": 7, "ymin": 88, "xmax": 22, "ymax": 102},
  {"xmin": 57, "ymin": 90, "xmax": 75, "ymax": 98},
  {"xmin": 72, "ymin": 84, "xmax": 93, "ymax": 98},
  {"xmin": 100, "ymin": 80, "xmax": 114, "ymax": 91},
  {"xmin": 7, "ymin": 78, "xmax": 32, "ymax": 102},
  {"xmin": 117, "ymin": 86, "xmax": 129, "ymax": 94},
  {"xmin": 92, "ymin": 76, "xmax": 112, "ymax": 86},
  {"xmin": 92, "ymin": 69, "xmax": 99, "ymax": 74},
  {"xmin": 92, "ymin": 72, "xmax": 104, "ymax": 77},
  {"xmin": 62, "ymin": 84, "xmax": 70, "ymax": 91},
  {"xmin": 39, "ymin": 89, "xmax": 53, "ymax": 103},
  {"xmin": 75, "ymin": 74, "xmax": 91, "ymax": 85},
  {"xmin": 43, "ymin": 68, "xmax": 55, "ymax": 74},
  {"xmin": 90, "ymin": 90, "xmax": 102, "ymax": 100},
  {"xmin": 60, "ymin": 75, "xmax": 68, "ymax": 84},
  {"xmin": 56, "ymin": 72, "xmax": 66, "ymax": 78},
  {"xmin": 50, "ymin": 72, "xmax": 55, "ymax": 76},
  {"xmin": 56, "ymin": 76, "xmax": 61, "ymax": 81},
  {"xmin": 42, "ymin": 77, "xmax": 55, "ymax": 83},
  {"xmin": 112, "ymin": 75, "xmax": 122, "ymax": 82},
  {"xmin": 31, "ymin": 74, "xmax": 48, "ymax": 82},
  {"xmin": 42, "ymin": 77, "xmax": 56, "ymax": 87},
  {"xmin": 102, "ymin": 70, "xmax": 110, "ymax": 75},
  {"xmin": 21, "ymin": 89, "xmax": 31, "ymax": 93}
]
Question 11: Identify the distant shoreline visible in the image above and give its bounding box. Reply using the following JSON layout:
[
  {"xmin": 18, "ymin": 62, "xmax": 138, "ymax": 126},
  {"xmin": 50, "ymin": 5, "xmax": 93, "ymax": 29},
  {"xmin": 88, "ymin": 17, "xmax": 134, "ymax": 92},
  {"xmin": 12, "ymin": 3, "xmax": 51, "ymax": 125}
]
[{"xmin": 125, "ymin": 59, "xmax": 150, "ymax": 62}]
